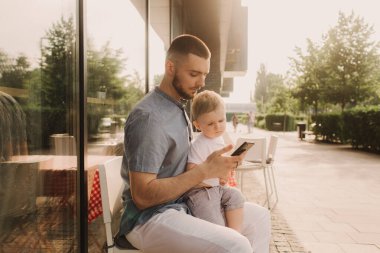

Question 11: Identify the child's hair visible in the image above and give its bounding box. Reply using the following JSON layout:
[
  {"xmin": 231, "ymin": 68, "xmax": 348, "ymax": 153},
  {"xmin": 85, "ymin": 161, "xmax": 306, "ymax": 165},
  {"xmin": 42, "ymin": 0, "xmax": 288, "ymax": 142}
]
[{"xmin": 191, "ymin": 90, "xmax": 225, "ymax": 121}]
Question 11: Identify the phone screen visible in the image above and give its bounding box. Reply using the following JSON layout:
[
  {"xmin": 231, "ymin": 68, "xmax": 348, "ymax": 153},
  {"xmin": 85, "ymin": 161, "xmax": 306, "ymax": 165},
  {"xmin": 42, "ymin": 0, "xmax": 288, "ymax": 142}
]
[{"xmin": 231, "ymin": 142, "xmax": 254, "ymax": 156}]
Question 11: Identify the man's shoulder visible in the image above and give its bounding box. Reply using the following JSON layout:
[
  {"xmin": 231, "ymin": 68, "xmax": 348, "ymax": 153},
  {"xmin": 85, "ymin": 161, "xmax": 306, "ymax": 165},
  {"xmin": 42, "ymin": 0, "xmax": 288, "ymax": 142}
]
[
  {"xmin": 133, "ymin": 91, "xmax": 178, "ymax": 117},
  {"xmin": 129, "ymin": 93, "xmax": 161, "ymax": 118}
]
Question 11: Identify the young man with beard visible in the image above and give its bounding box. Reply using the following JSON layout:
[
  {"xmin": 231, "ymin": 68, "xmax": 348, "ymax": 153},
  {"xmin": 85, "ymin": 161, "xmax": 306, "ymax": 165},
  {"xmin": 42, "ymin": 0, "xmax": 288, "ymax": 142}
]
[{"xmin": 119, "ymin": 34, "xmax": 271, "ymax": 253}]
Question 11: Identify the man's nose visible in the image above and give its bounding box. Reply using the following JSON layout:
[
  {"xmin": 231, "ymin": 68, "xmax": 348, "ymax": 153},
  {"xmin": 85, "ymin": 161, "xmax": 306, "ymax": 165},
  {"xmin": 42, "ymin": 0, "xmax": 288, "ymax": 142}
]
[{"xmin": 197, "ymin": 75, "xmax": 206, "ymax": 87}]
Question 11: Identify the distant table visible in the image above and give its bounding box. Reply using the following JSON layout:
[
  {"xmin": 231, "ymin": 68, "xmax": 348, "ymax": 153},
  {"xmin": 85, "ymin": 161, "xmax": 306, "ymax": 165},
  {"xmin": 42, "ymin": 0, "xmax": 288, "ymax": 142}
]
[{"xmin": 7, "ymin": 155, "xmax": 116, "ymax": 222}]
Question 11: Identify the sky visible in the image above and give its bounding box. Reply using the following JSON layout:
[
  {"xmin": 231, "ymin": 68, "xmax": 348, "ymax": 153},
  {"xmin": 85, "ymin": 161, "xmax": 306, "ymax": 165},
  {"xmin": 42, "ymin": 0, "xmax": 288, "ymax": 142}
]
[
  {"xmin": 0, "ymin": 0, "xmax": 164, "ymax": 78},
  {"xmin": 1, "ymin": 0, "xmax": 380, "ymax": 103},
  {"xmin": 225, "ymin": 0, "xmax": 380, "ymax": 103}
]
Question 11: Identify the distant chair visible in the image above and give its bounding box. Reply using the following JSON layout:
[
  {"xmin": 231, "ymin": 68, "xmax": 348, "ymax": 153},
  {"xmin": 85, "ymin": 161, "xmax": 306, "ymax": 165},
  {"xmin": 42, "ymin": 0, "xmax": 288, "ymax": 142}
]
[
  {"xmin": 266, "ymin": 135, "xmax": 279, "ymax": 209},
  {"xmin": 98, "ymin": 156, "xmax": 142, "ymax": 252},
  {"xmin": 50, "ymin": 133, "xmax": 76, "ymax": 155}
]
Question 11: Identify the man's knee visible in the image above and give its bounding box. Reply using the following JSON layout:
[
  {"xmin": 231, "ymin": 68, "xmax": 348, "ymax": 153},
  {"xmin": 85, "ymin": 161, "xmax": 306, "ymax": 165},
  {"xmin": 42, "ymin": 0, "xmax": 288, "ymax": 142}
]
[{"xmin": 225, "ymin": 234, "xmax": 252, "ymax": 253}]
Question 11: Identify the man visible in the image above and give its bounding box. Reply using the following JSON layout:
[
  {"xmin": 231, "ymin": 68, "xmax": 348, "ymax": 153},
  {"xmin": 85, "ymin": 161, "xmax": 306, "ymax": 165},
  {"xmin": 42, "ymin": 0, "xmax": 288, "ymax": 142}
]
[{"xmin": 120, "ymin": 34, "xmax": 270, "ymax": 253}]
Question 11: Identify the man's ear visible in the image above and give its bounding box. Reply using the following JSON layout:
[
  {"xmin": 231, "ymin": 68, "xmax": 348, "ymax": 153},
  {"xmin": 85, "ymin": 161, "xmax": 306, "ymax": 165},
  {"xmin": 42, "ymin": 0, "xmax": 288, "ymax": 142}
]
[{"xmin": 165, "ymin": 59, "xmax": 175, "ymax": 76}]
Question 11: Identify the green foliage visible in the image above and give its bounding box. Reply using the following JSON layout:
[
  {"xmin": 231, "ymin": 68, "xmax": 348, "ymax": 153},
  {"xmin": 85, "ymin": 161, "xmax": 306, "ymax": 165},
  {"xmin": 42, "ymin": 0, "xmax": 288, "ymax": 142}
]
[
  {"xmin": 0, "ymin": 50, "xmax": 31, "ymax": 89},
  {"xmin": 291, "ymin": 39, "xmax": 327, "ymax": 114},
  {"xmin": 266, "ymin": 86, "xmax": 298, "ymax": 115},
  {"xmin": 118, "ymin": 83, "xmax": 144, "ymax": 116},
  {"xmin": 342, "ymin": 106, "xmax": 380, "ymax": 151},
  {"xmin": 291, "ymin": 12, "xmax": 380, "ymax": 113},
  {"xmin": 312, "ymin": 107, "xmax": 380, "ymax": 152},
  {"xmin": 254, "ymin": 64, "xmax": 295, "ymax": 114},
  {"xmin": 87, "ymin": 41, "xmax": 128, "ymax": 100},
  {"xmin": 322, "ymin": 12, "xmax": 380, "ymax": 110},
  {"xmin": 265, "ymin": 114, "xmax": 296, "ymax": 131},
  {"xmin": 38, "ymin": 16, "xmax": 76, "ymax": 141},
  {"xmin": 25, "ymin": 69, "xmax": 42, "ymax": 107},
  {"xmin": 23, "ymin": 106, "xmax": 65, "ymax": 149},
  {"xmin": 40, "ymin": 16, "xmax": 75, "ymax": 110},
  {"xmin": 254, "ymin": 64, "xmax": 269, "ymax": 106},
  {"xmin": 313, "ymin": 113, "xmax": 344, "ymax": 142}
]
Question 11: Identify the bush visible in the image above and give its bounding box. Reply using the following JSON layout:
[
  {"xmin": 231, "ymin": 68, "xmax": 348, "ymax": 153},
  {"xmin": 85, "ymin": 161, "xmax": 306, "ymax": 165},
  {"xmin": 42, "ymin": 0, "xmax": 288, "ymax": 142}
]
[
  {"xmin": 313, "ymin": 113, "xmax": 343, "ymax": 143},
  {"xmin": 313, "ymin": 106, "xmax": 380, "ymax": 153},
  {"xmin": 342, "ymin": 106, "xmax": 380, "ymax": 152},
  {"xmin": 265, "ymin": 114, "xmax": 296, "ymax": 131}
]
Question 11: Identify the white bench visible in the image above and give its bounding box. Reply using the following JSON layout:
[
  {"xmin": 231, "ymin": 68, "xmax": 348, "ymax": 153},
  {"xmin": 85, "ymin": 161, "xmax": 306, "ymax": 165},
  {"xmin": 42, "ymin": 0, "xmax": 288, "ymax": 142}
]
[
  {"xmin": 98, "ymin": 156, "xmax": 142, "ymax": 252},
  {"xmin": 301, "ymin": 130, "xmax": 314, "ymax": 140}
]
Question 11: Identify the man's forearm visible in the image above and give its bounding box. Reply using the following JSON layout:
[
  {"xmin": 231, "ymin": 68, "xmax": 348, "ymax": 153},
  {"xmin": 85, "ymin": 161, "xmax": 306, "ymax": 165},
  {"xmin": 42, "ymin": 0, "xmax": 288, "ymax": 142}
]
[{"xmin": 129, "ymin": 164, "xmax": 207, "ymax": 210}]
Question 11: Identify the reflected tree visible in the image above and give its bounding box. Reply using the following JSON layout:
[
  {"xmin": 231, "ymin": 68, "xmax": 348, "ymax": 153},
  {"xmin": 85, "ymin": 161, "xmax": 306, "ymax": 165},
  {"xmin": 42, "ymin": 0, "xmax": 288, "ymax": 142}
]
[{"xmin": 39, "ymin": 16, "xmax": 75, "ymax": 146}]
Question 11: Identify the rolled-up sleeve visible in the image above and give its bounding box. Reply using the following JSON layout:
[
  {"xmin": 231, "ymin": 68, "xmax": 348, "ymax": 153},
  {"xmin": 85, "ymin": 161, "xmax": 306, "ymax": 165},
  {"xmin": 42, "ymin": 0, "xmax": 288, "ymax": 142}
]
[{"xmin": 125, "ymin": 111, "xmax": 168, "ymax": 174}]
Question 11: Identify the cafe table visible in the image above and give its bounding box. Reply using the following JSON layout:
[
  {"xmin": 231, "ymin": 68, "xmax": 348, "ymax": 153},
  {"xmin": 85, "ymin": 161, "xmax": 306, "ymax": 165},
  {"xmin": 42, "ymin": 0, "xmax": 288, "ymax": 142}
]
[{"xmin": 7, "ymin": 155, "xmax": 119, "ymax": 222}]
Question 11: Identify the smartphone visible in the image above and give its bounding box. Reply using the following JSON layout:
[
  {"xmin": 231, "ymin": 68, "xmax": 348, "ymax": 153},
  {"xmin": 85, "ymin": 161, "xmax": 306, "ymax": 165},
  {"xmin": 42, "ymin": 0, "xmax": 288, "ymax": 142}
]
[{"xmin": 231, "ymin": 142, "xmax": 254, "ymax": 156}]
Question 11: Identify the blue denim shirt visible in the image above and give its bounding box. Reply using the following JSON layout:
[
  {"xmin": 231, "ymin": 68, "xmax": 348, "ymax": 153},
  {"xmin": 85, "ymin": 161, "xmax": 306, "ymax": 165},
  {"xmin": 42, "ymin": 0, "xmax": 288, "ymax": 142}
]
[{"xmin": 119, "ymin": 87, "xmax": 192, "ymax": 235}]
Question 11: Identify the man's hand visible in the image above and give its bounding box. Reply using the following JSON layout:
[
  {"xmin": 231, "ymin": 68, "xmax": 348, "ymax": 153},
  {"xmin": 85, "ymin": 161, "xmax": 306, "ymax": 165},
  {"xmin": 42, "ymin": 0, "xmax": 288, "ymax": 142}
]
[
  {"xmin": 129, "ymin": 145, "xmax": 246, "ymax": 210},
  {"xmin": 199, "ymin": 144, "xmax": 245, "ymax": 181}
]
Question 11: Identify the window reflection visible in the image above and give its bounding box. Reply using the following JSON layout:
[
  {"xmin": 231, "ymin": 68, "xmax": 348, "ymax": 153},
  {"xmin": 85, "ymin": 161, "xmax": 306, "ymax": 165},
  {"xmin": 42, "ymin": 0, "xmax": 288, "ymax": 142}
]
[
  {"xmin": 0, "ymin": 1, "xmax": 78, "ymax": 252},
  {"xmin": 87, "ymin": 0, "xmax": 146, "ymax": 159},
  {"xmin": 86, "ymin": 0, "xmax": 147, "ymax": 251},
  {"xmin": 0, "ymin": 0, "xmax": 169, "ymax": 251}
]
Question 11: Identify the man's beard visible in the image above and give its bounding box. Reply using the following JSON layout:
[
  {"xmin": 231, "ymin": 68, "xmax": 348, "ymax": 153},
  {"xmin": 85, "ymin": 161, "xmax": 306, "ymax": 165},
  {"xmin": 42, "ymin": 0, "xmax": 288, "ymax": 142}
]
[{"xmin": 172, "ymin": 74, "xmax": 195, "ymax": 100}]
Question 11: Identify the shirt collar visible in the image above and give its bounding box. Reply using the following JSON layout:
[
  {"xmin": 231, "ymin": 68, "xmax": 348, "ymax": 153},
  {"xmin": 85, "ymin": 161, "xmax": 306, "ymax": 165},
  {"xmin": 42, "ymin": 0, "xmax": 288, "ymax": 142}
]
[{"xmin": 154, "ymin": 86, "xmax": 187, "ymax": 109}]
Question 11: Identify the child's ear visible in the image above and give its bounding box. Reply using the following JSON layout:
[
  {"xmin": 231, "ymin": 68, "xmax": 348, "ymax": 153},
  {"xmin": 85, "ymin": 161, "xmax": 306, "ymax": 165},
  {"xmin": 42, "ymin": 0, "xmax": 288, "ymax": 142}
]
[{"xmin": 193, "ymin": 120, "xmax": 201, "ymax": 131}]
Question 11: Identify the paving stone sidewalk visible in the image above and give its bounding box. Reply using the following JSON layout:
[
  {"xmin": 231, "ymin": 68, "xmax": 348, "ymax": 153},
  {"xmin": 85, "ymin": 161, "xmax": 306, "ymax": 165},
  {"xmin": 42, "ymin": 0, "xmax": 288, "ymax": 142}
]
[
  {"xmin": 229, "ymin": 122, "xmax": 380, "ymax": 253},
  {"xmin": 242, "ymin": 171, "xmax": 309, "ymax": 253},
  {"xmin": 227, "ymin": 124, "xmax": 309, "ymax": 253}
]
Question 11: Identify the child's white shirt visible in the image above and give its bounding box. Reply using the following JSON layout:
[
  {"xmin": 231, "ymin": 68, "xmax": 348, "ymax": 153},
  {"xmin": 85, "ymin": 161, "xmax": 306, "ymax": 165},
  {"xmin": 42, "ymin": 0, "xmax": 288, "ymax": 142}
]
[{"xmin": 188, "ymin": 133, "xmax": 225, "ymax": 186}]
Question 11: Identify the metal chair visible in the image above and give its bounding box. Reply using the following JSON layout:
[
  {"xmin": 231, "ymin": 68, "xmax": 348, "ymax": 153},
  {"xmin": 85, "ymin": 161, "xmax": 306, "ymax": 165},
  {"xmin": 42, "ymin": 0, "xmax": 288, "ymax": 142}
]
[
  {"xmin": 266, "ymin": 135, "xmax": 279, "ymax": 209},
  {"xmin": 234, "ymin": 137, "xmax": 266, "ymax": 191},
  {"xmin": 235, "ymin": 136, "xmax": 278, "ymax": 210},
  {"xmin": 98, "ymin": 156, "xmax": 142, "ymax": 252},
  {"xmin": 50, "ymin": 133, "xmax": 76, "ymax": 155}
]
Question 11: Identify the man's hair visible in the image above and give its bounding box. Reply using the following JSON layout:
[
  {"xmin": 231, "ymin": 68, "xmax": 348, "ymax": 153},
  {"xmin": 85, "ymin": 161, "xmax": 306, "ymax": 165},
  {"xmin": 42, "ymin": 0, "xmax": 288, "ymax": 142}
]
[
  {"xmin": 191, "ymin": 90, "xmax": 225, "ymax": 121},
  {"xmin": 167, "ymin": 34, "xmax": 211, "ymax": 61}
]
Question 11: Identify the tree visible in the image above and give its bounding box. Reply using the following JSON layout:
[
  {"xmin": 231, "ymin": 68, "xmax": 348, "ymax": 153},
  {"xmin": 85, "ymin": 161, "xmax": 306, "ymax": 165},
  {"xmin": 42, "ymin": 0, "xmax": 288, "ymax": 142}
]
[
  {"xmin": 321, "ymin": 12, "xmax": 380, "ymax": 110},
  {"xmin": 254, "ymin": 64, "xmax": 285, "ymax": 113},
  {"xmin": 39, "ymin": 16, "xmax": 76, "ymax": 139},
  {"xmin": 86, "ymin": 41, "xmax": 145, "ymax": 136},
  {"xmin": 87, "ymin": 41, "xmax": 128, "ymax": 100},
  {"xmin": 291, "ymin": 39, "xmax": 327, "ymax": 115},
  {"xmin": 40, "ymin": 16, "xmax": 75, "ymax": 110},
  {"xmin": 254, "ymin": 64, "xmax": 269, "ymax": 109},
  {"xmin": 291, "ymin": 12, "xmax": 380, "ymax": 113},
  {"xmin": 0, "ymin": 50, "xmax": 31, "ymax": 89}
]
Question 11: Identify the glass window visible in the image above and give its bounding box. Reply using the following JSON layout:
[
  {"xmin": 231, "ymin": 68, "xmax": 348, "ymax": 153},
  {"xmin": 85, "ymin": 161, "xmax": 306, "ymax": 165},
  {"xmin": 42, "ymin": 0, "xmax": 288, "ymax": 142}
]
[
  {"xmin": 149, "ymin": 0, "xmax": 169, "ymax": 90},
  {"xmin": 0, "ymin": 0, "xmax": 79, "ymax": 252},
  {"xmin": 1, "ymin": 0, "xmax": 171, "ymax": 251},
  {"xmin": 86, "ymin": 0, "xmax": 146, "ymax": 250}
]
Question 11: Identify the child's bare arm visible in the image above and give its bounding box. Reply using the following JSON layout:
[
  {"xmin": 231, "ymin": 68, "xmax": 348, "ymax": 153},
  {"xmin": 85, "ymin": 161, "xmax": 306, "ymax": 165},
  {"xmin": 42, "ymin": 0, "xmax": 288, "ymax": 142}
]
[{"xmin": 186, "ymin": 163, "xmax": 197, "ymax": 171}]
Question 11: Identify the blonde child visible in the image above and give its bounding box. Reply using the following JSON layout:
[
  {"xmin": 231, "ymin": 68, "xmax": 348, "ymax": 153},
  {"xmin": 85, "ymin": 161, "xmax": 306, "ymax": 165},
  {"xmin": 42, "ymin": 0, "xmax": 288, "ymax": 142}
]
[{"xmin": 185, "ymin": 90, "xmax": 244, "ymax": 232}]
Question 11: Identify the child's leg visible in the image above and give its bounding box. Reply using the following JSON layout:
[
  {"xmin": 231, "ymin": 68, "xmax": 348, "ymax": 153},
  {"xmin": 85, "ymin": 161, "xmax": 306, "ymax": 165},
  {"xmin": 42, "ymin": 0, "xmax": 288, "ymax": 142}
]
[
  {"xmin": 221, "ymin": 186, "xmax": 245, "ymax": 233},
  {"xmin": 225, "ymin": 207, "xmax": 243, "ymax": 232}
]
